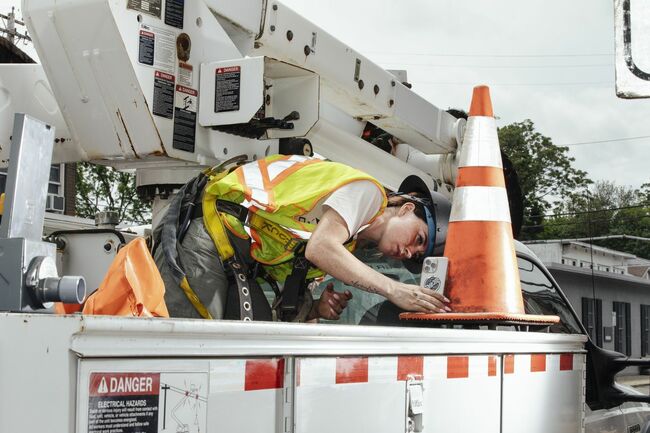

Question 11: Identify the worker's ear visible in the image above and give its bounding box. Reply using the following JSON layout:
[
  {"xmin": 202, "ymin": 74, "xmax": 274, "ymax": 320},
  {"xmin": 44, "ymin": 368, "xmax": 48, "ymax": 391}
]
[{"xmin": 398, "ymin": 201, "xmax": 416, "ymax": 217}]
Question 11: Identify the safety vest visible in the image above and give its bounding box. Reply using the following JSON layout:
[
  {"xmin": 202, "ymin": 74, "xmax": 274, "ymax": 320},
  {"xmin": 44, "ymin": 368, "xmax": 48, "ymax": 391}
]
[{"xmin": 204, "ymin": 155, "xmax": 387, "ymax": 281}]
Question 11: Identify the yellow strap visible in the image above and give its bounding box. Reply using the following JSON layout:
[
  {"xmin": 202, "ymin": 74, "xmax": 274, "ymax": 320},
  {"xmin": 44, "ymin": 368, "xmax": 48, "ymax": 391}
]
[
  {"xmin": 0, "ymin": 192, "xmax": 4, "ymax": 216},
  {"xmin": 203, "ymin": 194, "xmax": 236, "ymax": 261},
  {"xmin": 179, "ymin": 276, "xmax": 214, "ymax": 320}
]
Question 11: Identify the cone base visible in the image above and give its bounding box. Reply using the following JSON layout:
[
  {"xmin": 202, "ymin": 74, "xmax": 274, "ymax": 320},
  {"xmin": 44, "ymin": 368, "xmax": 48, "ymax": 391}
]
[{"xmin": 399, "ymin": 312, "xmax": 560, "ymax": 325}]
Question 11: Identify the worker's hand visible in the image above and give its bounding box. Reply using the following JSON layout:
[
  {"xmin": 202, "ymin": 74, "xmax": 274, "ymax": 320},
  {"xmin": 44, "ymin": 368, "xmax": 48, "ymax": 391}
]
[
  {"xmin": 387, "ymin": 283, "xmax": 451, "ymax": 313},
  {"xmin": 309, "ymin": 283, "xmax": 353, "ymax": 321}
]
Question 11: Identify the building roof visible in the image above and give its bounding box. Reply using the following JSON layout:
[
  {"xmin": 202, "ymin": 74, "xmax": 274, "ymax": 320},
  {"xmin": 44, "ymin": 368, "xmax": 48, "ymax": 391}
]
[{"xmin": 525, "ymin": 240, "xmax": 638, "ymax": 259}]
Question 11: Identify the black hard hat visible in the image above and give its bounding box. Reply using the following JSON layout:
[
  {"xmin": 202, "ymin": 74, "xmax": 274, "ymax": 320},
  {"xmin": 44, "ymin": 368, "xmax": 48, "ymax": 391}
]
[{"xmin": 397, "ymin": 175, "xmax": 451, "ymax": 274}]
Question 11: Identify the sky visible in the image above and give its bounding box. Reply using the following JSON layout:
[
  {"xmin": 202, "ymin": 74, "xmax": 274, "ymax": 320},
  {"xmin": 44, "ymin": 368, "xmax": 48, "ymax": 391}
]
[{"xmin": 2, "ymin": 0, "xmax": 648, "ymax": 189}]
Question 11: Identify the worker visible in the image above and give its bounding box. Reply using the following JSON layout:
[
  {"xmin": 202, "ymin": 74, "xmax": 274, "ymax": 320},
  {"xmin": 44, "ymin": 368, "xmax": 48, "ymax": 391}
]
[{"xmin": 154, "ymin": 154, "xmax": 450, "ymax": 322}]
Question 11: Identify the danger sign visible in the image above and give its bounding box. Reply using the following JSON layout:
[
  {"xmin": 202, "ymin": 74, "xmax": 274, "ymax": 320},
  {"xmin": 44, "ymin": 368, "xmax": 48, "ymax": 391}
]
[
  {"xmin": 90, "ymin": 373, "xmax": 159, "ymax": 397},
  {"xmin": 88, "ymin": 373, "xmax": 160, "ymax": 433},
  {"xmin": 83, "ymin": 371, "xmax": 208, "ymax": 433}
]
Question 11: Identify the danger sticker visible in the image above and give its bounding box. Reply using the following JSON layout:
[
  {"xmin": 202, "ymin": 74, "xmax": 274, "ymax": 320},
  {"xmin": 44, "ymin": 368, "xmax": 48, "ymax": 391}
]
[
  {"xmin": 85, "ymin": 371, "xmax": 208, "ymax": 433},
  {"xmin": 153, "ymin": 71, "xmax": 175, "ymax": 119},
  {"xmin": 173, "ymin": 85, "xmax": 198, "ymax": 153},
  {"xmin": 88, "ymin": 373, "xmax": 160, "ymax": 433},
  {"xmin": 215, "ymin": 66, "xmax": 241, "ymax": 113}
]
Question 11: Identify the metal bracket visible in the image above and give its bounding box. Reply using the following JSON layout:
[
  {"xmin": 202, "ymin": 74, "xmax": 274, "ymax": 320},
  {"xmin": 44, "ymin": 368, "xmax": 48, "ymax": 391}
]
[{"xmin": 405, "ymin": 376, "xmax": 424, "ymax": 433}]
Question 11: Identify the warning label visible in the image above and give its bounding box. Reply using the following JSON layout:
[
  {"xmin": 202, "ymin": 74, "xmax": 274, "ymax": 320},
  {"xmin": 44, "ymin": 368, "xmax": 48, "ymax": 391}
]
[
  {"xmin": 138, "ymin": 24, "xmax": 176, "ymax": 75},
  {"xmin": 164, "ymin": 0, "xmax": 185, "ymax": 29},
  {"xmin": 215, "ymin": 66, "xmax": 241, "ymax": 113},
  {"xmin": 138, "ymin": 30, "xmax": 155, "ymax": 66},
  {"xmin": 88, "ymin": 373, "xmax": 160, "ymax": 433},
  {"xmin": 85, "ymin": 371, "xmax": 208, "ymax": 433},
  {"xmin": 173, "ymin": 85, "xmax": 198, "ymax": 153},
  {"xmin": 127, "ymin": 0, "xmax": 162, "ymax": 19},
  {"xmin": 178, "ymin": 62, "xmax": 193, "ymax": 87},
  {"xmin": 153, "ymin": 71, "xmax": 175, "ymax": 119}
]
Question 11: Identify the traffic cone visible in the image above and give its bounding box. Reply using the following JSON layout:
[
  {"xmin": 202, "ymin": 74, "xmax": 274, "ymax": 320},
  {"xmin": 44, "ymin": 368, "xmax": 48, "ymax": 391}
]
[{"xmin": 401, "ymin": 86, "xmax": 558, "ymax": 325}]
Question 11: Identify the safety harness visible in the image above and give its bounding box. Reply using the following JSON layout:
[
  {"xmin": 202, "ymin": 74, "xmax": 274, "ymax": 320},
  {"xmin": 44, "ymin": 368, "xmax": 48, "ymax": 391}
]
[{"xmin": 161, "ymin": 158, "xmax": 315, "ymax": 322}]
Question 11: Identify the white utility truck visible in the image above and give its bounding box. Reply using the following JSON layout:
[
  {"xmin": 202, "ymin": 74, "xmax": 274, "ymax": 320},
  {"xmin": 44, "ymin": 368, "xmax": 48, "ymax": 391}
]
[{"xmin": 0, "ymin": 1, "xmax": 649, "ymax": 432}]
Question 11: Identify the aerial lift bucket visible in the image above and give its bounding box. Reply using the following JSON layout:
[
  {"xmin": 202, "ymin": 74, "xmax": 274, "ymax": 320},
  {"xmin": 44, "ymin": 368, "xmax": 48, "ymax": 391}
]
[{"xmin": 401, "ymin": 86, "xmax": 559, "ymax": 326}]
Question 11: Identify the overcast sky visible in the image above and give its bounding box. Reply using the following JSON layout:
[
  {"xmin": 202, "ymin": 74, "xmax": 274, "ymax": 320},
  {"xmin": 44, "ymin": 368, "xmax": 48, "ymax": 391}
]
[{"xmin": 3, "ymin": 0, "xmax": 648, "ymax": 189}]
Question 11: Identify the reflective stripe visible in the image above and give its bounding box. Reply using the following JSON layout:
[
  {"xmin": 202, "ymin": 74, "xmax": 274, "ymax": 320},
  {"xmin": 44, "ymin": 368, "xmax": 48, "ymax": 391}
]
[
  {"xmin": 242, "ymin": 161, "xmax": 265, "ymax": 189},
  {"xmin": 450, "ymin": 186, "xmax": 511, "ymax": 222},
  {"xmin": 458, "ymin": 117, "xmax": 502, "ymax": 169},
  {"xmin": 242, "ymin": 162, "xmax": 270, "ymax": 209},
  {"xmin": 268, "ymin": 159, "xmax": 298, "ymax": 181},
  {"xmin": 289, "ymin": 155, "xmax": 309, "ymax": 162},
  {"xmin": 251, "ymin": 189, "xmax": 270, "ymax": 209},
  {"xmin": 286, "ymin": 227, "xmax": 312, "ymax": 240}
]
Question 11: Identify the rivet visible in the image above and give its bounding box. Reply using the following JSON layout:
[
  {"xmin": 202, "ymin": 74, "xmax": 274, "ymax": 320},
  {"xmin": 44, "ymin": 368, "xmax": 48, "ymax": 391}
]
[
  {"xmin": 304, "ymin": 45, "xmax": 311, "ymax": 56},
  {"xmin": 389, "ymin": 99, "xmax": 395, "ymax": 107},
  {"xmin": 270, "ymin": 25, "xmax": 276, "ymax": 32},
  {"xmin": 287, "ymin": 30, "xmax": 294, "ymax": 41},
  {"xmin": 373, "ymin": 84, "xmax": 380, "ymax": 95},
  {"xmin": 273, "ymin": 4, "xmax": 278, "ymax": 10},
  {"xmin": 358, "ymin": 80, "xmax": 364, "ymax": 90}
]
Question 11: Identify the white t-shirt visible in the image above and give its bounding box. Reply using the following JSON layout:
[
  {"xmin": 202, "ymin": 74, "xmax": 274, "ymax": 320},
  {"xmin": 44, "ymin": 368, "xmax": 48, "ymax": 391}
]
[{"xmin": 300, "ymin": 180, "xmax": 385, "ymax": 238}]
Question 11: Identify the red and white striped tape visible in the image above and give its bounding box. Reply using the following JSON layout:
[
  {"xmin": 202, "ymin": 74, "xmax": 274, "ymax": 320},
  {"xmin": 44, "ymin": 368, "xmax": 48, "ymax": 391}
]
[{"xmin": 208, "ymin": 354, "xmax": 578, "ymax": 392}]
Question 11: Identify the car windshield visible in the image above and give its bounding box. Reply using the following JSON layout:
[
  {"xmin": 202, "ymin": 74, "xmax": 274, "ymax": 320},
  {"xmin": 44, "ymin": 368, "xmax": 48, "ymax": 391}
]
[{"xmin": 315, "ymin": 246, "xmax": 583, "ymax": 334}]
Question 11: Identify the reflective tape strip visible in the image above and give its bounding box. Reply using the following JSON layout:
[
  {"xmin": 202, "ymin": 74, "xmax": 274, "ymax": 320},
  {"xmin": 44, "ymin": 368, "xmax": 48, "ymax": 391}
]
[
  {"xmin": 245, "ymin": 359, "xmax": 285, "ymax": 391},
  {"xmin": 449, "ymin": 186, "xmax": 511, "ymax": 223},
  {"xmin": 335, "ymin": 357, "xmax": 369, "ymax": 384},
  {"xmin": 250, "ymin": 189, "xmax": 270, "ymax": 209},
  {"xmin": 267, "ymin": 159, "xmax": 298, "ymax": 181},
  {"xmin": 458, "ymin": 116, "xmax": 503, "ymax": 169},
  {"xmin": 209, "ymin": 354, "xmax": 579, "ymax": 394},
  {"xmin": 289, "ymin": 155, "xmax": 309, "ymax": 162},
  {"xmin": 286, "ymin": 227, "xmax": 312, "ymax": 240},
  {"xmin": 242, "ymin": 161, "xmax": 265, "ymax": 190}
]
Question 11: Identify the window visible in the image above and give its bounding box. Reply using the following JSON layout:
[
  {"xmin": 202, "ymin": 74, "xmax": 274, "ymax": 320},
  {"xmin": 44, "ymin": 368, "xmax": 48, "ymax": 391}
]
[
  {"xmin": 581, "ymin": 298, "xmax": 602, "ymax": 346},
  {"xmin": 517, "ymin": 257, "xmax": 582, "ymax": 335},
  {"xmin": 613, "ymin": 301, "xmax": 631, "ymax": 356},
  {"xmin": 642, "ymin": 305, "xmax": 650, "ymax": 357},
  {"xmin": 312, "ymin": 248, "xmax": 583, "ymax": 335},
  {"xmin": 0, "ymin": 165, "xmax": 63, "ymax": 196},
  {"xmin": 48, "ymin": 164, "xmax": 63, "ymax": 195}
]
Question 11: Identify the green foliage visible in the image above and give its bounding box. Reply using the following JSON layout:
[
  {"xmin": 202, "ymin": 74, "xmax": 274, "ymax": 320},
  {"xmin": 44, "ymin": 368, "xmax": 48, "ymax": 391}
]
[
  {"xmin": 76, "ymin": 162, "xmax": 150, "ymax": 225},
  {"xmin": 498, "ymin": 120, "xmax": 592, "ymax": 226},
  {"xmin": 541, "ymin": 181, "xmax": 650, "ymax": 259}
]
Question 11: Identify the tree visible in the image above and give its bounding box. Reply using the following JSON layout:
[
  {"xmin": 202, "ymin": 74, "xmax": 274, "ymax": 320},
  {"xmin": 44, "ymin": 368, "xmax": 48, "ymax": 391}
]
[
  {"xmin": 497, "ymin": 120, "xmax": 592, "ymax": 239},
  {"xmin": 76, "ymin": 162, "xmax": 150, "ymax": 225},
  {"xmin": 542, "ymin": 180, "xmax": 650, "ymax": 259}
]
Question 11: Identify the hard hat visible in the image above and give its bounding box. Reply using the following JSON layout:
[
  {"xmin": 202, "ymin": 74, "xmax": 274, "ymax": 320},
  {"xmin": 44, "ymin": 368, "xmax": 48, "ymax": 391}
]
[{"xmin": 397, "ymin": 175, "xmax": 451, "ymax": 273}]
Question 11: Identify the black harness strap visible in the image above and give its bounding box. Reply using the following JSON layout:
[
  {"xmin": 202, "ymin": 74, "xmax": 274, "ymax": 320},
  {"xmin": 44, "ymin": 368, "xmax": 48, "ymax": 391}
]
[{"xmin": 215, "ymin": 200, "xmax": 314, "ymax": 322}]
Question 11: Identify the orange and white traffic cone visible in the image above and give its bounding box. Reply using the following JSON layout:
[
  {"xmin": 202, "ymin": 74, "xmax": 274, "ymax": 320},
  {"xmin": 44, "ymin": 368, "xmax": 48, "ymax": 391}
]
[{"xmin": 402, "ymin": 86, "xmax": 558, "ymax": 325}]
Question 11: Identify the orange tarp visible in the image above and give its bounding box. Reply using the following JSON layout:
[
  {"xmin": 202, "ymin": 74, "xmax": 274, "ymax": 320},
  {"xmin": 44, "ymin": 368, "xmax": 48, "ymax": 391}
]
[{"xmin": 56, "ymin": 237, "xmax": 168, "ymax": 317}]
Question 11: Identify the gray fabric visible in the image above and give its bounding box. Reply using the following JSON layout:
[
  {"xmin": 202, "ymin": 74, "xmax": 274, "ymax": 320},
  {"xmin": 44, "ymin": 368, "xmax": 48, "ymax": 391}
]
[{"xmin": 154, "ymin": 217, "xmax": 229, "ymax": 319}]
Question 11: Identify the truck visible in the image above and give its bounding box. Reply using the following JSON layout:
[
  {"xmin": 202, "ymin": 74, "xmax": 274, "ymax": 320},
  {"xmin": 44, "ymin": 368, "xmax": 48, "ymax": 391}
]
[{"xmin": 0, "ymin": 1, "xmax": 649, "ymax": 432}]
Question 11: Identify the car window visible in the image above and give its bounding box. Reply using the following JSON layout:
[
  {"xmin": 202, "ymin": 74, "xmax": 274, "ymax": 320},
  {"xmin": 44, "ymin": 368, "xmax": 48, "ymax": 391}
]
[
  {"xmin": 517, "ymin": 256, "xmax": 582, "ymax": 334},
  {"xmin": 315, "ymin": 246, "xmax": 583, "ymax": 334}
]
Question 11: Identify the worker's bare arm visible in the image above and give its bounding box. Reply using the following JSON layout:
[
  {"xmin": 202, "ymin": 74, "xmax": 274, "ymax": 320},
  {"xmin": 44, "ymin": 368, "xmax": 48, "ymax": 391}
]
[{"xmin": 305, "ymin": 209, "xmax": 448, "ymax": 313}]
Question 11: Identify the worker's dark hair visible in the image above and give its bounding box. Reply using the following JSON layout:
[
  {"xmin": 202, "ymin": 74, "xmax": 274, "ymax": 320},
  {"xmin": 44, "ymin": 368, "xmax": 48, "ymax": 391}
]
[{"xmin": 386, "ymin": 192, "xmax": 428, "ymax": 223}]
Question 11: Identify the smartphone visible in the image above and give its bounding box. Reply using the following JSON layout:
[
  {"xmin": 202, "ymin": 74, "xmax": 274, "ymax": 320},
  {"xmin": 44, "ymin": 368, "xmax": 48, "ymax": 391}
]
[{"xmin": 419, "ymin": 257, "xmax": 448, "ymax": 295}]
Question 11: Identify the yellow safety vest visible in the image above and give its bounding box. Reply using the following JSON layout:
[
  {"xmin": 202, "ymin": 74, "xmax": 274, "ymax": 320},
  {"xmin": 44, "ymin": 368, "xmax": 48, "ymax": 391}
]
[{"xmin": 203, "ymin": 155, "xmax": 387, "ymax": 282}]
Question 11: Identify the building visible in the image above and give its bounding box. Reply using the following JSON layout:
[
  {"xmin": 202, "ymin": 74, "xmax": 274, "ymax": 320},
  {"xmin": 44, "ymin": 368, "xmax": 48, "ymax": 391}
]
[
  {"xmin": 0, "ymin": 164, "xmax": 77, "ymax": 216},
  {"xmin": 527, "ymin": 240, "xmax": 650, "ymax": 360}
]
